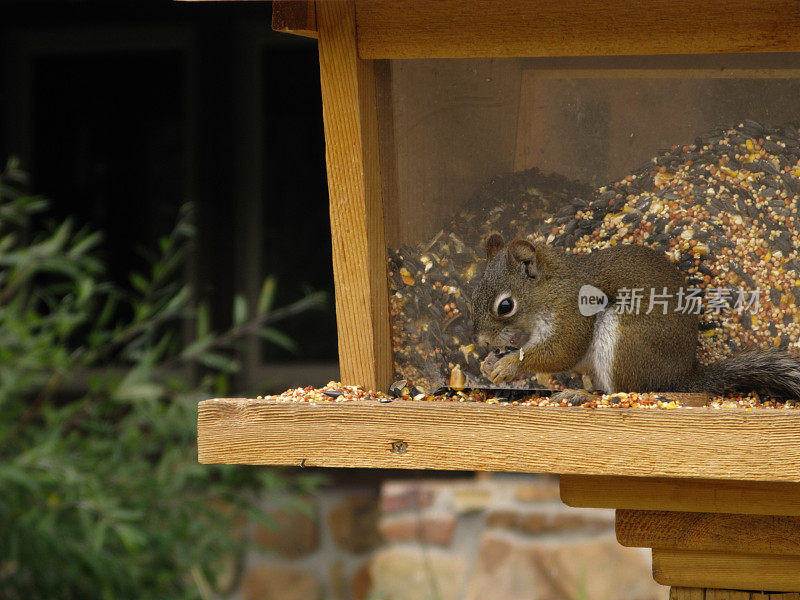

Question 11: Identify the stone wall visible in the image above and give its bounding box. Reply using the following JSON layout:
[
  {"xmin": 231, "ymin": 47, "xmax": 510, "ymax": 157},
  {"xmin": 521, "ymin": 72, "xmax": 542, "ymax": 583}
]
[{"xmin": 233, "ymin": 474, "xmax": 668, "ymax": 600}]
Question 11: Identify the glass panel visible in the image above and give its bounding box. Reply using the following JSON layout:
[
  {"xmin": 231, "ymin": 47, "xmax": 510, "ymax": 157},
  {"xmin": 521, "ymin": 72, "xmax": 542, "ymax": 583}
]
[{"xmin": 381, "ymin": 54, "xmax": 800, "ymax": 394}]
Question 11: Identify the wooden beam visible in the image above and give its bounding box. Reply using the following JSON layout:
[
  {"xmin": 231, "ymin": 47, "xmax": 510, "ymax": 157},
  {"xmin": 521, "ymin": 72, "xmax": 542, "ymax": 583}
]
[
  {"xmin": 653, "ymin": 550, "xmax": 800, "ymax": 591},
  {"xmin": 670, "ymin": 589, "xmax": 705, "ymax": 600},
  {"xmin": 272, "ymin": 0, "xmax": 317, "ymax": 38},
  {"xmin": 671, "ymin": 590, "xmax": 800, "ymax": 600},
  {"xmin": 316, "ymin": 1, "xmax": 392, "ymax": 391},
  {"xmin": 560, "ymin": 475, "xmax": 800, "ymax": 515},
  {"xmin": 197, "ymin": 399, "xmax": 800, "ymax": 482},
  {"xmin": 617, "ymin": 510, "xmax": 800, "ymax": 556},
  {"xmin": 355, "ymin": 0, "xmax": 800, "ymax": 59},
  {"xmin": 705, "ymin": 593, "xmax": 756, "ymax": 600}
]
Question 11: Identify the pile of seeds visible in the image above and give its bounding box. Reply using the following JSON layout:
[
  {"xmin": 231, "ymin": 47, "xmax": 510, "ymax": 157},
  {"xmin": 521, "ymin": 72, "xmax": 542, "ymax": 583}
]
[
  {"xmin": 254, "ymin": 382, "xmax": 798, "ymax": 410},
  {"xmin": 546, "ymin": 120, "xmax": 800, "ymax": 366},
  {"xmin": 388, "ymin": 121, "xmax": 800, "ymax": 392}
]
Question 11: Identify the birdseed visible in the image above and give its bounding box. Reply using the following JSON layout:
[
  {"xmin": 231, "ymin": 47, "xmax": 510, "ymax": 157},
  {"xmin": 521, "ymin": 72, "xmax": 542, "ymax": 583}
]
[
  {"xmin": 387, "ymin": 121, "xmax": 800, "ymax": 393},
  {"xmin": 256, "ymin": 382, "xmax": 798, "ymax": 410}
]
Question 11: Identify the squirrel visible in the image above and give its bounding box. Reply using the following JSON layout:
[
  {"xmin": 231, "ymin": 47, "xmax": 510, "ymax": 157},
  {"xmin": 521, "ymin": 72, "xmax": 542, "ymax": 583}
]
[{"xmin": 472, "ymin": 233, "xmax": 800, "ymax": 404}]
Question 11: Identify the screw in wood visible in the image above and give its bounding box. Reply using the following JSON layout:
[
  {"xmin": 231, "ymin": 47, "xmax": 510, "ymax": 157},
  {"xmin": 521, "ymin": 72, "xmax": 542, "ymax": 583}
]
[{"xmin": 391, "ymin": 441, "xmax": 408, "ymax": 455}]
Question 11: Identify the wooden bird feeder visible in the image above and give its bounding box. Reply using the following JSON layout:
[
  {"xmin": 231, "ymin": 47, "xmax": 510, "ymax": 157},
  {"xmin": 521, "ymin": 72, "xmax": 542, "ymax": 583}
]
[{"xmin": 200, "ymin": 1, "xmax": 800, "ymax": 596}]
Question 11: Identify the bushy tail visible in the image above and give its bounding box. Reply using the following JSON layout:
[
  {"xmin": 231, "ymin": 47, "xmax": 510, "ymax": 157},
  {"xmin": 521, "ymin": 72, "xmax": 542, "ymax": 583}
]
[{"xmin": 683, "ymin": 349, "xmax": 800, "ymax": 399}]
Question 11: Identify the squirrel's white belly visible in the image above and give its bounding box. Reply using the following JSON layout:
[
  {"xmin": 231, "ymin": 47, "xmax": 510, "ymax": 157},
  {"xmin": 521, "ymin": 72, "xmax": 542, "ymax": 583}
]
[{"xmin": 574, "ymin": 309, "xmax": 619, "ymax": 393}]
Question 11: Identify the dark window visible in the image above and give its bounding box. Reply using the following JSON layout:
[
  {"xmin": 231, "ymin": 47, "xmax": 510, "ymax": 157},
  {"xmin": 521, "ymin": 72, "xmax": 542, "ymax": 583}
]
[
  {"xmin": 30, "ymin": 51, "xmax": 185, "ymax": 285},
  {"xmin": 260, "ymin": 44, "xmax": 336, "ymax": 361}
]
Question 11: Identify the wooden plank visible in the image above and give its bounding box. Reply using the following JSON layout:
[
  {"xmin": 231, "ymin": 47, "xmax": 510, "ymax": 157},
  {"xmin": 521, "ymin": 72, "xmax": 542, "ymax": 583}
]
[
  {"xmin": 355, "ymin": 0, "xmax": 800, "ymax": 59},
  {"xmin": 617, "ymin": 510, "xmax": 800, "ymax": 555},
  {"xmin": 560, "ymin": 475, "xmax": 800, "ymax": 515},
  {"xmin": 197, "ymin": 399, "xmax": 800, "ymax": 482},
  {"xmin": 671, "ymin": 591, "xmax": 800, "ymax": 600},
  {"xmin": 653, "ymin": 550, "xmax": 800, "ymax": 592},
  {"xmin": 670, "ymin": 589, "xmax": 705, "ymax": 600},
  {"xmin": 316, "ymin": 0, "xmax": 392, "ymax": 391},
  {"xmin": 705, "ymin": 592, "xmax": 752, "ymax": 600},
  {"xmin": 271, "ymin": 0, "xmax": 317, "ymax": 38}
]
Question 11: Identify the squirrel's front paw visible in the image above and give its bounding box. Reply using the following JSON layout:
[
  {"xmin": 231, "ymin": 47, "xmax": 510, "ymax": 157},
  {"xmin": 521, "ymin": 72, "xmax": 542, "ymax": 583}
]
[
  {"xmin": 480, "ymin": 352, "xmax": 501, "ymax": 380},
  {"xmin": 488, "ymin": 353, "xmax": 523, "ymax": 384}
]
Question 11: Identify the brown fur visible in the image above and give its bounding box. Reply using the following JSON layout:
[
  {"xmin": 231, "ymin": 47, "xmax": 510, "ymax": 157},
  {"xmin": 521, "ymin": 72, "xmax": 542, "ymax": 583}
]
[
  {"xmin": 474, "ymin": 236, "xmax": 800, "ymax": 399},
  {"xmin": 473, "ymin": 234, "xmax": 800, "ymax": 402},
  {"xmin": 473, "ymin": 237, "xmax": 699, "ymax": 391}
]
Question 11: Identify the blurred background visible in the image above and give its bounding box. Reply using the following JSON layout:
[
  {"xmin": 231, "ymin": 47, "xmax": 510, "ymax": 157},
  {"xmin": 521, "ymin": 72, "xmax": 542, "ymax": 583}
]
[
  {"xmin": 0, "ymin": 0, "xmax": 339, "ymax": 391},
  {"xmin": 0, "ymin": 1, "xmax": 665, "ymax": 598}
]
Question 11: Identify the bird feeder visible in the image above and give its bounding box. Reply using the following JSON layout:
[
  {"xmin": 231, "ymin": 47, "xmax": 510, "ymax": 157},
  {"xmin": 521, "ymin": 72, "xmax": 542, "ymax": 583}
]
[{"xmin": 200, "ymin": 1, "xmax": 800, "ymax": 595}]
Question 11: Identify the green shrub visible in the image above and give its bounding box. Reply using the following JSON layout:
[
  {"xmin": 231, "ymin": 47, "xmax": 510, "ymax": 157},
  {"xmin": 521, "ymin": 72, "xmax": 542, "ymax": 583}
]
[{"xmin": 0, "ymin": 158, "xmax": 325, "ymax": 599}]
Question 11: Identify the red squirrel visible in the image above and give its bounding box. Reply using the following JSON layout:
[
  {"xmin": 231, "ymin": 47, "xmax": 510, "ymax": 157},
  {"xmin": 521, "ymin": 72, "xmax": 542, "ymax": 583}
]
[{"xmin": 472, "ymin": 234, "xmax": 800, "ymax": 403}]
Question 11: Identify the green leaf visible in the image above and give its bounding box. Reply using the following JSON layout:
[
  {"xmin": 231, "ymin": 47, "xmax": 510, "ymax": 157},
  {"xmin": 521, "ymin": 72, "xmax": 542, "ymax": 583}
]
[
  {"xmin": 0, "ymin": 232, "xmax": 16, "ymax": 253},
  {"xmin": 113, "ymin": 381, "xmax": 165, "ymax": 402},
  {"xmin": 114, "ymin": 366, "xmax": 164, "ymax": 401},
  {"xmin": 164, "ymin": 285, "xmax": 190, "ymax": 314},
  {"xmin": 257, "ymin": 276, "xmax": 277, "ymax": 315},
  {"xmin": 233, "ymin": 294, "xmax": 247, "ymax": 327},
  {"xmin": 196, "ymin": 302, "xmax": 210, "ymax": 339},
  {"xmin": 96, "ymin": 293, "xmax": 119, "ymax": 329},
  {"xmin": 39, "ymin": 219, "xmax": 73, "ymax": 256},
  {"xmin": 76, "ymin": 278, "xmax": 95, "ymax": 305},
  {"xmin": 214, "ymin": 373, "xmax": 230, "ymax": 396},
  {"xmin": 130, "ymin": 272, "xmax": 149, "ymax": 294},
  {"xmin": 183, "ymin": 335, "xmax": 214, "ymax": 359},
  {"xmin": 68, "ymin": 230, "xmax": 102, "ymax": 259},
  {"xmin": 92, "ymin": 520, "xmax": 109, "ymax": 551},
  {"xmin": 197, "ymin": 352, "xmax": 239, "ymax": 373},
  {"xmin": 114, "ymin": 523, "xmax": 147, "ymax": 553},
  {"xmin": 256, "ymin": 327, "xmax": 298, "ymax": 352},
  {"xmin": 0, "ymin": 465, "xmax": 41, "ymax": 492}
]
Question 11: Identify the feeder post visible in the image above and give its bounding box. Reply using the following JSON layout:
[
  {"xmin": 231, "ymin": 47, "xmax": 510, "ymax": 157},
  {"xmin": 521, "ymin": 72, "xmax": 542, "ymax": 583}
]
[{"xmin": 316, "ymin": 0, "xmax": 392, "ymax": 391}]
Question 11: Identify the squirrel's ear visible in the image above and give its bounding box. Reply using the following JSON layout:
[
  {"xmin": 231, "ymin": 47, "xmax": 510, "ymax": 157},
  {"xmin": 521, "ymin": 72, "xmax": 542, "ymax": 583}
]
[
  {"xmin": 507, "ymin": 238, "xmax": 541, "ymax": 280},
  {"xmin": 485, "ymin": 233, "xmax": 505, "ymax": 260}
]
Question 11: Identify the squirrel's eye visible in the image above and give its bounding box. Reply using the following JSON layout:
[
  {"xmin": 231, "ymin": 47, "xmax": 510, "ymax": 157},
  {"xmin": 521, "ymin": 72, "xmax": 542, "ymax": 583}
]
[{"xmin": 497, "ymin": 297, "xmax": 515, "ymax": 317}]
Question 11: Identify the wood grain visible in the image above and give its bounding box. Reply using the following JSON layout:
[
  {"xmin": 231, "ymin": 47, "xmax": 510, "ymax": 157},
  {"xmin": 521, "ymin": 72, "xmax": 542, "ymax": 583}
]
[
  {"xmin": 560, "ymin": 475, "xmax": 800, "ymax": 515},
  {"xmin": 653, "ymin": 550, "xmax": 800, "ymax": 591},
  {"xmin": 355, "ymin": 0, "xmax": 800, "ymax": 59},
  {"xmin": 316, "ymin": 0, "xmax": 392, "ymax": 391},
  {"xmin": 670, "ymin": 589, "xmax": 705, "ymax": 600},
  {"xmin": 705, "ymin": 592, "xmax": 755, "ymax": 600},
  {"xmin": 197, "ymin": 399, "xmax": 800, "ymax": 481},
  {"xmin": 272, "ymin": 0, "xmax": 317, "ymax": 38},
  {"xmin": 617, "ymin": 510, "xmax": 800, "ymax": 555},
  {"xmin": 671, "ymin": 590, "xmax": 800, "ymax": 600}
]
